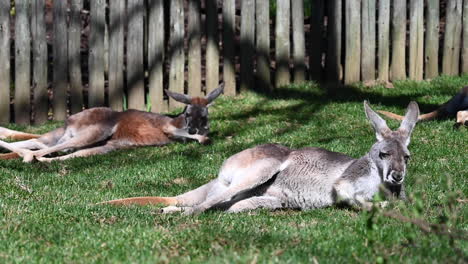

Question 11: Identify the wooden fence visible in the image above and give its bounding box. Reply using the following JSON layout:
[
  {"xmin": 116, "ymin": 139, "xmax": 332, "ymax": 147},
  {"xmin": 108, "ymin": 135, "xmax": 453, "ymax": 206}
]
[{"xmin": 0, "ymin": 0, "xmax": 467, "ymax": 124}]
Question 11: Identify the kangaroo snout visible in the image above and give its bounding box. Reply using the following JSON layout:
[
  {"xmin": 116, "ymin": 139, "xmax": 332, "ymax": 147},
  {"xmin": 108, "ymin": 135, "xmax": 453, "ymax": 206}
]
[
  {"xmin": 390, "ymin": 171, "xmax": 404, "ymax": 184},
  {"xmin": 188, "ymin": 128, "xmax": 198, "ymax": 135}
]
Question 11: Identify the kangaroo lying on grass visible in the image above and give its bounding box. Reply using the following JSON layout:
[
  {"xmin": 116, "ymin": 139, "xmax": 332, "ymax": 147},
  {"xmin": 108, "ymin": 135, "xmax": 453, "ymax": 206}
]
[
  {"xmin": 102, "ymin": 101, "xmax": 419, "ymax": 214},
  {"xmin": 0, "ymin": 85, "xmax": 223, "ymax": 162},
  {"xmin": 378, "ymin": 86, "xmax": 468, "ymax": 128}
]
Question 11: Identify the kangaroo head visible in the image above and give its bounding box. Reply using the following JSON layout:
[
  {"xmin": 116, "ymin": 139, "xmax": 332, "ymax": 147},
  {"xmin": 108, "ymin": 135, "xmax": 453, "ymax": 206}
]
[
  {"xmin": 364, "ymin": 101, "xmax": 419, "ymax": 186},
  {"xmin": 165, "ymin": 84, "xmax": 224, "ymax": 136}
]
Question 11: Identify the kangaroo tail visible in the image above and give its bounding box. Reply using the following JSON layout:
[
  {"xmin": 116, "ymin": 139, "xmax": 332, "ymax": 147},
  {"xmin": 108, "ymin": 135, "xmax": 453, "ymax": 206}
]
[
  {"xmin": 0, "ymin": 127, "xmax": 41, "ymax": 140},
  {"xmin": 0, "ymin": 152, "xmax": 21, "ymax": 160},
  {"xmin": 98, "ymin": 196, "xmax": 178, "ymax": 206},
  {"xmin": 378, "ymin": 109, "xmax": 442, "ymax": 121}
]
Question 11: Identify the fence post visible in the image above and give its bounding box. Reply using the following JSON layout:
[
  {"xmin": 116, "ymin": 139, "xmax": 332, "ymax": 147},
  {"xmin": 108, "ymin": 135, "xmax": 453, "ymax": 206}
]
[
  {"xmin": 15, "ymin": 0, "xmax": 31, "ymax": 124},
  {"xmin": 275, "ymin": 0, "xmax": 290, "ymax": 88},
  {"xmin": 109, "ymin": 0, "xmax": 125, "ymax": 111},
  {"xmin": 187, "ymin": 0, "xmax": 202, "ymax": 97},
  {"xmin": 206, "ymin": 0, "xmax": 219, "ymax": 94},
  {"xmin": 69, "ymin": 0, "xmax": 84, "ymax": 115},
  {"xmin": 148, "ymin": 0, "xmax": 166, "ymax": 112},
  {"xmin": 344, "ymin": 0, "xmax": 361, "ymax": 84},
  {"xmin": 223, "ymin": 0, "xmax": 236, "ymax": 96},
  {"xmin": 361, "ymin": 0, "xmax": 375, "ymax": 82},
  {"xmin": 391, "ymin": 0, "xmax": 406, "ymax": 80},
  {"xmin": 127, "ymin": 0, "xmax": 145, "ymax": 110},
  {"xmin": 32, "ymin": 0, "xmax": 48, "ymax": 124},
  {"xmin": 425, "ymin": 0, "xmax": 439, "ymax": 79},
  {"xmin": 0, "ymin": 0, "xmax": 10, "ymax": 124},
  {"xmin": 256, "ymin": 0, "xmax": 271, "ymax": 91},
  {"xmin": 463, "ymin": 0, "xmax": 468, "ymax": 74},
  {"xmin": 377, "ymin": 0, "xmax": 390, "ymax": 82},
  {"xmin": 169, "ymin": 0, "xmax": 185, "ymax": 110},
  {"xmin": 89, "ymin": 0, "xmax": 105, "ymax": 108},
  {"xmin": 409, "ymin": 0, "xmax": 424, "ymax": 80},
  {"xmin": 240, "ymin": 0, "xmax": 255, "ymax": 91},
  {"xmin": 292, "ymin": 0, "xmax": 306, "ymax": 83},
  {"xmin": 442, "ymin": 0, "xmax": 463, "ymax": 76},
  {"xmin": 326, "ymin": 0, "xmax": 342, "ymax": 85}
]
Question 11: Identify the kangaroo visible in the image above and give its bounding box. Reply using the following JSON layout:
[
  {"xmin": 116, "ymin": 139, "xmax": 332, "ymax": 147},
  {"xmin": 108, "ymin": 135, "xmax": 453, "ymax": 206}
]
[
  {"xmin": 378, "ymin": 86, "xmax": 468, "ymax": 127},
  {"xmin": 0, "ymin": 85, "xmax": 224, "ymax": 162},
  {"xmin": 101, "ymin": 101, "xmax": 419, "ymax": 214}
]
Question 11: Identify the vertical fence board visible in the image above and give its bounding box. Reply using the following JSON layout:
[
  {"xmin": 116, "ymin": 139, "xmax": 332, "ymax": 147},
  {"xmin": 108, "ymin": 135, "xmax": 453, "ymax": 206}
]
[
  {"xmin": 206, "ymin": 0, "xmax": 219, "ymax": 94},
  {"xmin": 223, "ymin": 0, "xmax": 236, "ymax": 95},
  {"xmin": 255, "ymin": 0, "xmax": 270, "ymax": 91},
  {"xmin": 292, "ymin": 0, "xmax": 306, "ymax": 83},
  {"xmin": 53, "ymin": 0, "xmax": 68, "ymax": 120},
  {"xmin": 361, "ymin": 0, "xmax": 375, "ymax": 81},
  {"xmin": 109, "ymin": 0, "xmax": 124, "ymax": 111},
  {"xmin": 443, "ymin": 0, "xmax": 463, "ymax": 76},
  {"xmin": 0, "ymin": 0, "xmax": 10, "ymax": 124},
  {"xmin": 391, "ymin": 0, "xmax": 407, "ymax": 80},
  {"xmin": 127, "ymin": 0, "xmax": 145, "ymax": 110},
  {"xmin": 240, "ymin": 0, "xmax": 255, "ymax": 91},
  {"xmin": 148, "ymin": 0, "xmax": 166, "ymax": 112},
  {"xmin": 32, "ymin": 0, "xmax": 48, "ymax": 124},
  {"xmin": 309, "ymin": 0, "xmax": 324, "ymax": 82},
  {"xmin": 15, "ymin": 0, "xmax": 31, "ymax": 124},
  {"xmin": 378, "ymin": 0, "xmax": 390, "ymax": 81},
  {"xmin": 425, "ymin": 0, "xmax": 439, "ymax": 79},
  {"xmin": 169, "ymin": 0, "xmax": 185, "ymax": 110},
  {"xmin": 275, "ymin": 0, "xmax": 290, "ymax": 87},
  {"xmin": 409, "ymin": 0, "xmax": 424, "ymax": 80},
  {"xmin": 344, "ymin": 0, "xmax": 361, "ymax": 84},
  {"xmin": 326, "ymin": 0, "xmax": 342, "ymax": 84},
  {"xmin": 89, "ymin": 0, "xmax": 105, "ymax": 107},
  {"xmin": 463, "ymin": 0, "xmax": 468, "ymax": 74},
  {"xmin": 69, "ymin": 0, "xmax": 83, "ymax": 114},
  {"xmin": 187, "ymin": 0, "xmax": 202, "ymax": 97}
]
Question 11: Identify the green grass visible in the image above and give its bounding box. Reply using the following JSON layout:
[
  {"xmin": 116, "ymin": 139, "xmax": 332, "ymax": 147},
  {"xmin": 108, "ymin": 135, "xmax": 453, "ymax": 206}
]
[{"xmin": 1, "ymin": 75, "xmax": 467, "ymax": 263}]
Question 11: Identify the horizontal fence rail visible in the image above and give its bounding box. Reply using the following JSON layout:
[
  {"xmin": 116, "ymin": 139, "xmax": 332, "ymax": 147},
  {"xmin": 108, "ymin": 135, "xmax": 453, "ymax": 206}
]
[{"xmin": 0, "ymin": 0, "xmax": 467, "ymax": 124}]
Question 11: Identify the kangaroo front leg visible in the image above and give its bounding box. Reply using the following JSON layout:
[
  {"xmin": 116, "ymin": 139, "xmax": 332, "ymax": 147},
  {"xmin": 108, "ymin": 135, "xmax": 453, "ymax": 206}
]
[
  {"xmin": 226, "ymin": 196, "xmax": 283, "ymax": 213},
  {"xmin": 333, "ymin": 181, "xmax": 373, "ymax": 210},
  {"xmin": 170, "ymin": 129, "xmax": 209, "ymax": 144}
]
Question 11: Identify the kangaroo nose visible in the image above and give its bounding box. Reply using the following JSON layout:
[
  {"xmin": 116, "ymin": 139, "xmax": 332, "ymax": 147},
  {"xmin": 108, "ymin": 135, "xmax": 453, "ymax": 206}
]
[
  {"xmin": 392, "ymin": 172, "xmax": 403, "ymax": 183},
  {"xmin": 188, "ymin": 128, "xmax": 197, "ymax": 135}
]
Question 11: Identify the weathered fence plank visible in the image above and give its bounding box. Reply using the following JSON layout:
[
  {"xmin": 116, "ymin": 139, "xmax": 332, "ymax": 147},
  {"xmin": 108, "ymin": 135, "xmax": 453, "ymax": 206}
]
[
  {"xmin": 53, "ymin": 0, "xmax": 68, "ymax": 120},
  {"xmin": 69, "ymin": 0, "xmax": 83, "ymax": 115},
  {"xmin": 326, "ymin": 0, "xmax": 342, "ymax": 84},
  {"xmin": 15, "ymin": 0, "xmax": 31, "ymax": 124},
  {"xmin": 187, "ymin": 0, "xmax": 202, "ymax": 97},
  {"xmin": 361, "ymin": 0, "xmax": 375, "ymax": 81},
  {"xmin": 378, "ymin": 0, "xmax": 390, "ymax": 81},
  {"xmin": 463, "ymin": 0, "xmax": 468, "ymax": 74},
  {"xmin": 275, "ymin": 0, "xmax": 290, "ymax": 87},
  {"xmin": 168, "ymin": 0, "xmax": 185, "ymax": 110},
  {"xmin": 292, "ymin": 0, "xmax": 306, "ymax": 83},
  {"xmin": 344, "ymin": 0, "xmax": 361, "ymax": 84},
  {"xmin": 88, "ymin": 0, "xmax": 105, "ymax": 108},
  {"xmin": 240, "ymin": 0, "xmax": 255, "ymax": 91},
  {"xmin": 148, "ymin": 0, "xmax": 166, "ymax": 112},
  {"xmin": 442, "ymin": 0, "xmax": 463, "ymax": 76},
  {"xmin": 256, "ymin": 0, "xmax": 271, "ymax": 91},
  {"xmin": 32, "ymin": 0, "xmax": 48, "ymax": 124},
  {"xmin": 425, "ymin": 0, "xmax": 439, "ymax": 79},
  {"xmin": 0, "ymin": 0, "xmax": 10, "ymax": 124},
  {"xmin": 127, "ymin": 0, "xmax": 145, "ymax": 110},
  {"xmin": 223, "ymin": 0, "xmax": 236, "ymax": 96},
  {"xmin": 391, "ymin": 0, "xmax": 406, "ymax": 80},
  {"xmin": 206, "ymin": 0, "xmax": 219, "ymax": 94},
  {"xmin": 309, "ymin": 0, "xmax": 324, "ymax": 82},
  {"xmin": 409, "ymin": 0, "xmax": 424, "ymax": 80},
  {"xmin": 108, "ymin": 0, "xmax": 125, "ymax": 111}
]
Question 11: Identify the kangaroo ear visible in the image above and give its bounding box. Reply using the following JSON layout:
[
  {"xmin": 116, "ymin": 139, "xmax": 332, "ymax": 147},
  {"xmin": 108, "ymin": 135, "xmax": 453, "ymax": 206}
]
[
  {"xmin": 165, "ymin": 90, "xmax": 192, "ymax": 105},
  {"xmin": 364, "ymin": 101, "xmax": 391, "ymax": 141},
  {"xmin": 205, "ymin": 83, "xmax": 224, "ymax": 104},
  {"xmin": 398, "ymin": 101, "xmax": 419, "ymax": 145}
]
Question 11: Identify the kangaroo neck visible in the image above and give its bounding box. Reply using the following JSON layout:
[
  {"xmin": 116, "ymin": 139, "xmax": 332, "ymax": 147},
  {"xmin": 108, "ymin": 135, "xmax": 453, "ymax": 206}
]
[{"xmin": 170, "ymin": 113, "xmax": 187, "ymax": 129}]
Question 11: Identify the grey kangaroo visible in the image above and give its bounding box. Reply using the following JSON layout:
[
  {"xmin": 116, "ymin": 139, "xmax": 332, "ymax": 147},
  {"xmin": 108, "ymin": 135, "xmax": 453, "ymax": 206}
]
[
  {"xmin": 102, "ymin": 101, "xmax": 419, "ymax": 214},
  {"xmin": 0, "ymin": 85, "xmax": 223, "ymax": 162}
]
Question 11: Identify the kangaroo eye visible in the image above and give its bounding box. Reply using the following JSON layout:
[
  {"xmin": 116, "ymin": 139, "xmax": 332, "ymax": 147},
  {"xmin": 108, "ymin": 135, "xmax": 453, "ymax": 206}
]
[
  {"xmin": 379, "ymin": 152, "xmax": 390, "ymax": 159},
  {"xmin": 404, "ymin": 155, "xmax": 410, "ymax": 163}
]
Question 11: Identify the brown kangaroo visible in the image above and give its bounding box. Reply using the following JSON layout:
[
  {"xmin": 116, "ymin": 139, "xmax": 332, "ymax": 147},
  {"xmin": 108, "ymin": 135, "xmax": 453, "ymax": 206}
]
[
  {"xmin": 0, "ymin": 85, "xmax": 224, "ymax": 162},
  {"xmin": 378, "ymin": 86, "xmax": 468, "ymax": 127}
]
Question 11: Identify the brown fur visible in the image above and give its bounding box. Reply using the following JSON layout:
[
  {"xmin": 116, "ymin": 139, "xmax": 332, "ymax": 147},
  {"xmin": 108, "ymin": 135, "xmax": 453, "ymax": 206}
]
[
  {"xmin": 99, "ymin": 196, "xmax": 178, "ymax": 206},
  {"xmin": 0, "ymin": 152, "xmax": 20, "ymax": 160},
  {"xmin": 190, "ymin": 98, "xmax": 209, "ymax": 106}
]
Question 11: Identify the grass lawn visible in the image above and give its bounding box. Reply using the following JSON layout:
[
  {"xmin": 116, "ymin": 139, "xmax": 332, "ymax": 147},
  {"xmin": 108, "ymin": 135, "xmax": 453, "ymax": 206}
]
[{"xmin": 0, "ymin": 75, "xmax": 467, "ymax": 263}]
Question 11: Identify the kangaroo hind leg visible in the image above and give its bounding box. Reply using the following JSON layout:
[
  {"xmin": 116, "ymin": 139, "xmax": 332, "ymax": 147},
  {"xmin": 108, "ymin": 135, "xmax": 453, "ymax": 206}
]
[{"xmin": 226, "ymin": 196, "xmax": 282, "ymax": 213}]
